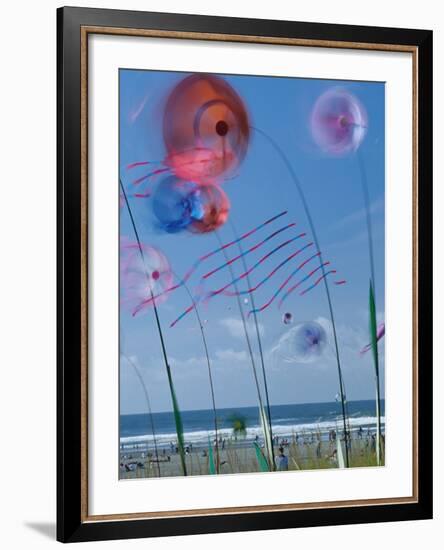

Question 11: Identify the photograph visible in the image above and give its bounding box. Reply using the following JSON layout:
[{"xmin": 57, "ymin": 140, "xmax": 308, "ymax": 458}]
[{"xmin": 118, "ymin": 69, "xmax": 386, "ymax": 480}]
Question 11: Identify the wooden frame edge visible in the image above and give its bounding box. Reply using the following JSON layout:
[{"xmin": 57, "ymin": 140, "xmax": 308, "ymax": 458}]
[
  {"xmin": 82, "ymin": 25, "xmax": 418, "ymax": 53},
  {"xmin": 411, "ymin": 47, "xmax": 419, "ymax": 503},
  {"xmin": 80, "ymin": 25, "xmax": 89, "ymax": 522},
  {"xmin": 76, "ymin": 22, "xmax": 424, "ymax": 530},
  {"xmin": 84, "ymin": 496, "xmax": 418, "ymax": 523}
]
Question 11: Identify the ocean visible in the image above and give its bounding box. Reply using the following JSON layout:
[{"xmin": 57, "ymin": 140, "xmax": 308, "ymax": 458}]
[{"xmin": 120, "ymin": 399, "xmax": 385, "ymax": 450}]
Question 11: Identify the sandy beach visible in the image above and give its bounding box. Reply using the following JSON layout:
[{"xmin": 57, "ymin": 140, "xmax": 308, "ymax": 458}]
[{"xmin": 120, "ymin": 430, "xmax": 384, "ymax": 479}]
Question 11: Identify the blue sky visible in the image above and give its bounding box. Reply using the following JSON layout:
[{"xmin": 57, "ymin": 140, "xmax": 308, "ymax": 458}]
[{"xmin": 119, "ymin": 69, "xmax": 385, "ymax": 414}]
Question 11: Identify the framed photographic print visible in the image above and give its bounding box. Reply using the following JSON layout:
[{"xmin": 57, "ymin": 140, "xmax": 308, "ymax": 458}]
[{"xmin": 57, "ymin": 6, "xmax": 433, "ymax": 543}]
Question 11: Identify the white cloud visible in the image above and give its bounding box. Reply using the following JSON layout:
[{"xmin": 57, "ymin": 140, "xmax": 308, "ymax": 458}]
[
  {"xmin": 219, "ymin": 316, "xmax": 265, "ymax": 339},
  {"xmin": 169, "ymin": 355, "xmax": 206, "ymax": 370},
  {"xmin": 324, "ymin": 222, "xmax": 385, "ymax": 252},
  {"xmin": 214, "ymin": 349, "xmax": 248, "ymax": 362},
  {"xmin": 331, "ymin": 196, "xmax": 384, "ymax": 231},
  {"xmin": 169, "ymin": 348, "xmax": 248, "ymax": 372}
]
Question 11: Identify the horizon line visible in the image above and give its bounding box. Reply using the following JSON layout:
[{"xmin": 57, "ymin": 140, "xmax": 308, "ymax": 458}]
[{"xmin": 120, "ymin": 396, "xmax": 385, "ymax": 417}]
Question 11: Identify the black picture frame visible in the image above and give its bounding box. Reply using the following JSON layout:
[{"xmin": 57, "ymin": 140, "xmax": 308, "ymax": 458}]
[{"xmin": 57, "ymin": 6, "xmax": 433, "ymax": 543}]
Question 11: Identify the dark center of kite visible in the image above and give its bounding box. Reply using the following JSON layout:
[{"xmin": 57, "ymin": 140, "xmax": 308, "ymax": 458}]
[
  {"xmin": 215, "ymin": 120, "xmax": 229, "ymax": 136},
  {"xmin": 152, "ymin": 270, "xmax": 160, "ymax": 280},
  {"xmin": 338, "ymin": 115, "xmax": 349, "ymax": 128}
]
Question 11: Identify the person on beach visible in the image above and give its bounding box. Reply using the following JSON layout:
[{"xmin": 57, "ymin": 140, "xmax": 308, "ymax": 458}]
[
  {"xmin": 358, "ymin": 426, "xmax": 363, "ymax": 439},
  {"xmin": 275, "ymin": 446, "xmax": 289, "ymax": 471},
  {"xmin": 327, "ymin": 449, "xmax": 338, "ymax": 464}
]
